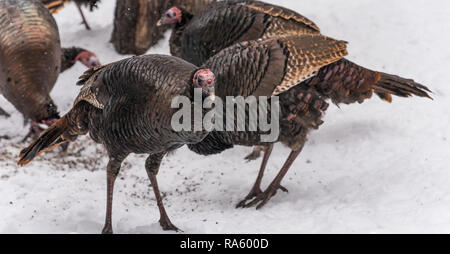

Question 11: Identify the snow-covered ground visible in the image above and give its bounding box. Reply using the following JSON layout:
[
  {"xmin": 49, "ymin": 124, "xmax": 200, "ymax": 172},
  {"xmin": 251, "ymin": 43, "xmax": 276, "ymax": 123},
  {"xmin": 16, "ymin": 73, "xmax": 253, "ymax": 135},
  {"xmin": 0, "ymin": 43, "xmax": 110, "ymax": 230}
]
[{"xmin": 0, "ymin": 0, "xmax": 449, "ymax": 233}]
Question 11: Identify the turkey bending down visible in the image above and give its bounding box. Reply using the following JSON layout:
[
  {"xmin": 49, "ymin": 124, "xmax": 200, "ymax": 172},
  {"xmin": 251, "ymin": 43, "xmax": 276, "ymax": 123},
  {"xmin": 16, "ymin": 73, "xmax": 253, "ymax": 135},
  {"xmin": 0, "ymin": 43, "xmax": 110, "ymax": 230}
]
[
  {"xmin": 158, "ymin": 0, "xmax": 320, "ymax": 66},
  {"xmin": 40, "ymin": 0, "xmax": 100, "ymax": 30},
  {"xmin": 18, "ymin": 54, "xmax": 216, "ymax": 233},
  {"xmin": 0, "ymin": 0, "xmax": 100, "ymax": 139},
  {"xmin": 187, "ymin": 34, "xmax": 432, "ymax": 209}
]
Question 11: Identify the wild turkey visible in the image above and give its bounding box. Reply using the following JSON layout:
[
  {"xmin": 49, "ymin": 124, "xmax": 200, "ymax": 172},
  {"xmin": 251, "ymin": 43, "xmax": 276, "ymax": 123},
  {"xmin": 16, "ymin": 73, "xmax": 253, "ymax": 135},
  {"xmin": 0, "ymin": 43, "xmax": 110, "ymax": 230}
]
[
  {"xmin": 40, "ymin": 0, "xmax": 100, "ymax": 30},
  {"xmin": 0, "ymin": 0, "xmax": 100, "ymax": 139},
  {"xmin": 187, "ymin": 34, "xmax": 432, "ymax": 209},
  {"xmin": 18, "ymin": 54, "xmax": 216, "ymax": 233},
  {"xmin": 158, "ymin": 0, "xmax": 320, "ymax": 65}
]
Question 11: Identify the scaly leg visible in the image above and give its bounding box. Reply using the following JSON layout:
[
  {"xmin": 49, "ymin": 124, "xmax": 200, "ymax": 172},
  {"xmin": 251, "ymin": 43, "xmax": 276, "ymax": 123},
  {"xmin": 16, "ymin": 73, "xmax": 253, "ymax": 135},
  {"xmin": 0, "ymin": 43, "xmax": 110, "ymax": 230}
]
[
  {"xmin": 101, "ymin": 157, "xmax": 124, "ymax": 234},
  {"xmin": 237, "ymin": 145, "xmax": 284, "ymax": 208},
  {"xmin": 243, "ymin": 147, "xmax": 303, "ymax": 209},
  {"xmin": 145, "ymin": 153, "xmax": 180, "ymax": 232},
  {"xmin": 76, "ymin": 2, "xmax": 91, "ymax": 30}
]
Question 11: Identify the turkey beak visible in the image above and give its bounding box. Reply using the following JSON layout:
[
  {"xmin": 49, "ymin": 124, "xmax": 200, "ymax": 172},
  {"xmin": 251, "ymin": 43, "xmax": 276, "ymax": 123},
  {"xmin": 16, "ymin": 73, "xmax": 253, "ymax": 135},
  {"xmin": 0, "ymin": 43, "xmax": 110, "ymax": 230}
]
[
  {"xmin": 156, "ymin": 18, "xmax": 163, "ymax": 27},
  {"xmin": 209, "ymin": 87, "xmax": 215, "ymax": 101}
]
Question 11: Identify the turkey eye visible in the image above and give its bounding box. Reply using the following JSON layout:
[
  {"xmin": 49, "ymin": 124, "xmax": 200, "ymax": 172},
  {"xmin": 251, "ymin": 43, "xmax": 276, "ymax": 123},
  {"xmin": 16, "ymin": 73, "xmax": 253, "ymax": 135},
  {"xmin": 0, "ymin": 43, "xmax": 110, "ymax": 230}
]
[{"xmin": 166, "ymin": 13, "xmax": 172, "ymax": 18}]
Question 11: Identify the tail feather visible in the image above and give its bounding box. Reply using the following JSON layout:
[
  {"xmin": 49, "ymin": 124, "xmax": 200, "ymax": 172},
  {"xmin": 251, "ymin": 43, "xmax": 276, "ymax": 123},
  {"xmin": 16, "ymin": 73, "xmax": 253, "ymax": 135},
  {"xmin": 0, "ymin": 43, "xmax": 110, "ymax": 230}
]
[
  {"xmin": 375, "ymin": 92, "xmax": 393, "ymax": 103},
  {"xmin": 18, "ymin": 116, "xmax": 69, "ymax": 166},
  {"xmin": 374, "ymin": 73, "xmax": 433, "ymax": 101}
]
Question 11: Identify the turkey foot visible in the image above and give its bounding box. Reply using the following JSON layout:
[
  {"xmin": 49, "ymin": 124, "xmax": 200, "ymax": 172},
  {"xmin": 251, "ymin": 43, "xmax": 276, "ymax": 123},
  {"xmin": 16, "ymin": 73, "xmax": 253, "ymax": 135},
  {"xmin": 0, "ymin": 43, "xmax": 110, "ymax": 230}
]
[
  {"xmin": 237, "ymin": 145, "xmax": 274, "ymax": 208},
  {"xmin": 159, "ymin": 215, "xmax": 181, "ymax": 232},
  {"xmin": 238, "ymin": 184, "xmax": 288, "ymax": 209},
  {"xmin": 101, "ymin": 224, "xmax": 113, "ymax": 234},
  {"xmin": 236, "ymin": 186, "xmax": 262, "ymax": 208},
  {"xmin": 240, "ymin": 149, "xmax": 302, "ymax": 209}
]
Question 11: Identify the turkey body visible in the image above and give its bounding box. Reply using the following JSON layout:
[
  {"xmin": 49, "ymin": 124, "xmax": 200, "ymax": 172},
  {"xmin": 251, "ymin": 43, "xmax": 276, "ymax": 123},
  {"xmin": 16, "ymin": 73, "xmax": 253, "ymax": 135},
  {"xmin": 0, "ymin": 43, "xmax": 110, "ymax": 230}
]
[
  {"xmin": 168, "ymin": 0, "xmax": 320, "ymax": 66},
  {"xmin": 189, "ymin": 35, "xmax": 348, "ymax": 154},
  {"xmin": 18, "ymin": 54, "xmax": 215, "ymax": 233},
  {"xmin": 188, "ymin": 34, "xmax": 432, "ymax": 209},
  {"xmin": 0, "ymin": 0, "xmax": 62, "ymax": 122},
  {"xmin": 75, "ymin": 55, "xmax": 209, "ymax": 158}
]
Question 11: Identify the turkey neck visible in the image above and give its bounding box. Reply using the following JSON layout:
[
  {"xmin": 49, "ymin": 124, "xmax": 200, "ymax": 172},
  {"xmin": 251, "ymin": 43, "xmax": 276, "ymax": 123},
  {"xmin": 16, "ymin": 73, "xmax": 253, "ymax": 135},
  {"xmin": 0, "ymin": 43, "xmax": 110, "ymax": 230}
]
[
  {"xmin": 169, "ymin": 10, "xmax": 193, "ymax": 57},
  {"xmin": 60, "ymin": 47, "xmax": 85, "ymax": 72},
  {"xmin": 0, "ymin": 0, "xmax": 62, "ymax": 121}
]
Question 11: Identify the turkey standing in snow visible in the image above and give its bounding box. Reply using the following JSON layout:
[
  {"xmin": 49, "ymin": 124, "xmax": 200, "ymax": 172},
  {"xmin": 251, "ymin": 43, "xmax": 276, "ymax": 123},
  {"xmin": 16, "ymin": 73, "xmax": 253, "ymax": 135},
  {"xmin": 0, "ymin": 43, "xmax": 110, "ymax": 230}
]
[
  {"xmin": 0, "ymin": 0, "xmax": 100, "ymax": 139},
  {"xmin": 157, "ymin": 0, "xmax": 320, "ymax": 65},
  {"xmin": 18, "ymin": 54, "xmax": 216, "ymax": 233},
  {"xmin": 187, "ymin": 34, "xmax": 432, "ymax": 209},
  {"xmin": 40, "ymin": 0, "xmax": 100, "ymax": 30}
]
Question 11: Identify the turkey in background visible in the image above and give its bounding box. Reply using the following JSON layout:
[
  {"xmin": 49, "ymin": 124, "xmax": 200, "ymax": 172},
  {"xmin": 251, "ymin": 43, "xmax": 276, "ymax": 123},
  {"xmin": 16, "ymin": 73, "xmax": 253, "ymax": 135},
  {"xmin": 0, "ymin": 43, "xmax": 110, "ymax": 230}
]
[
  {"xmin": 41, "ymin": 0, "xmax": 100, "ymax": 30},
  {"xmin": 0, "ymin": 0, "xmax": 100, "ymax": 140},
  {"xmin": 158, "ymin": 0, "xmax": 320, "ymax": 65}
]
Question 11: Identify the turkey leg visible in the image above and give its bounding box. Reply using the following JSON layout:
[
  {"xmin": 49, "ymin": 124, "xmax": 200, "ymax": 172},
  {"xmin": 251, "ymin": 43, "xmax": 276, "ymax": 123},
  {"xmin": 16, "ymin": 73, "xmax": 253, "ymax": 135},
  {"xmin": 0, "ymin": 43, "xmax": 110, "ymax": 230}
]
[
  {"xmin": 145, "ymin": 153, "xmax": 179, "ymax": 232},
  {"xmin": 243, "ymin": 147, "xmax": 303, "ymax": 209},
  {"xmin": 101, "ymin": 157, "xmax": 123, "ymax": 234},
  {"xmin": 237, "ymin": 144, "xmax": 283, "ymax": 208},
  {"xmin": 76, "ymin": 2, "xmax": 91, "ymax": 30}
]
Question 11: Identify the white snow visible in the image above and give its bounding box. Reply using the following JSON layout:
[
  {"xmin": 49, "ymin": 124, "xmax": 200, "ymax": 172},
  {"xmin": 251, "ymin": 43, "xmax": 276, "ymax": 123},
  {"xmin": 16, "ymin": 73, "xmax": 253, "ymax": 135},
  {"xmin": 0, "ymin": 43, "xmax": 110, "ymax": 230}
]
[{"xmin": 0, "ymin": 0, "xmax": 449, "ymax": 233}]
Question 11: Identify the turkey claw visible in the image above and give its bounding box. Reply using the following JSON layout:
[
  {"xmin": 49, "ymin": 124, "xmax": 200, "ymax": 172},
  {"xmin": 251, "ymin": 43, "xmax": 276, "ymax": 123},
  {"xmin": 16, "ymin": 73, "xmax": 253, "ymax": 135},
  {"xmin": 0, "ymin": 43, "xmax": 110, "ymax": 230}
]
[{"xmin": 237, "ymin": 185, "xmax": 288, "ymax": 209}]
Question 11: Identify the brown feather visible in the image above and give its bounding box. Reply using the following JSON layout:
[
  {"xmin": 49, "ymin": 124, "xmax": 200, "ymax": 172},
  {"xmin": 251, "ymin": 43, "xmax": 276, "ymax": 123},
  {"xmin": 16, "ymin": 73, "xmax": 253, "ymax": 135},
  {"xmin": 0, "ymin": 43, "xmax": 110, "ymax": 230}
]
[
  {"xmin": 244, "ymin": 0, "xmax": 320, "ymax": 32},
  {"xmin": 272, "ymin": 35, "xmax": 348, "ymax": 95}
]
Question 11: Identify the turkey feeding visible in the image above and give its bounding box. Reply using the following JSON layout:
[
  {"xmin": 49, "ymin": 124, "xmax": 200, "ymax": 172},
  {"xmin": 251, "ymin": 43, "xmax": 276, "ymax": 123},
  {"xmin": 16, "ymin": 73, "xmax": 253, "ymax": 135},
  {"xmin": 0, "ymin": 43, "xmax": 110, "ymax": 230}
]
[{"xmin": 0, "ymin": 0, "xmax": 100, "ymax": 140}]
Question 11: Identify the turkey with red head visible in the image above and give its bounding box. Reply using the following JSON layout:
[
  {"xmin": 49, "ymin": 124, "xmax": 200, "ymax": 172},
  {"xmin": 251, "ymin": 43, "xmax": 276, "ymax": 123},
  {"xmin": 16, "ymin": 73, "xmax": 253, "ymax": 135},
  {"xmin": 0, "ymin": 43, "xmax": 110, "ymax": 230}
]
[
  {"xmin": 187, "ymin": 34, "xmax": 432, "ymax": 209},
  {"xmin": 158, "ymin": 0, "xmax": 320, "ymax": 65},
  {"xmin": 18, "ymin": 54, "xmax": 216, "ymax": 233},
  {"xmin": 0, "ymin": 0, "xmax": 100, "ymax": 139}
]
